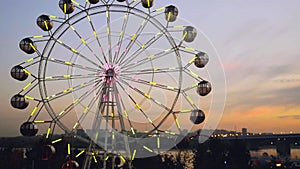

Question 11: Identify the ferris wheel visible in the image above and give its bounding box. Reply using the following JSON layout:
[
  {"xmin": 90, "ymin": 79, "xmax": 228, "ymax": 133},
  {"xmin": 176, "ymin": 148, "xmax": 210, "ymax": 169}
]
[{"xmin": 11, "ymin": 0, "xmax": 214, "ymax": 168}]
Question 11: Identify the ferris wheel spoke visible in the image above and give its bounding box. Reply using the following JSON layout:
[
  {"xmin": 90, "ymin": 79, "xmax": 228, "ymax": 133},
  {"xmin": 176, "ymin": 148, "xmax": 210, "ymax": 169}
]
[
  {"xmin": 70, "ymin": 0, "xmax": 85, "ymax": 10},
  {"xmin": 181, "ymin": 91, "xmax": 198, "ymax": 110},
  {"xmin": 105, "ymin": 6, "xmax": 113, "ymax": 63},
  {"xmin": 45, "ymin": 78, "xmax": 102, "ymax": 102},
  {"xmin": 116, "ymin": 81, "xmax": 157, "ymax": 129},
  {"xmin": 113, "ymin": 83, "xmax": 137, "ymax": 136},
  {"xmin": 121, "ymin": 67, "xmax": 181, "ymax": 76},
  {"xmin": 19, "ymin": 79, "xmax": 39, "ymax": 96},
  {"xmin": 47, "ymin": 57, "xmax": 99, "ymax": 72},
  {"xmin": 51, "ymin": 37, "xmax": 101, "ymax": 68},
  {"xmin": 66, "ymin": 22, "xmax": 104, "ymax": 65},
  {"xmin": 71, "ymin": 84, "xmax": 104, "ymax": 132},
  {"xmin": 122, "ymin": 47, "xmax": 175, "ymax": 71},
  {"xmin": 55, "ymin": 80, "xmax": 103, "ymax": 121},
  {"xmin": 182, "ymin": 82, "xmax": 199, "ymax": 92},
  {"xmin": 118, "ymin": 78, "xmax": 171, "ymax": 112},
  {"xmin": 42, "ymin": 73, "xmax": 99, "ymax": 81},
  {"xmin": 111, "ymin": 83, "xmax": 126, "ymax": 132},
  {"xmin": 27, "ymin": 102, "xmax": 44, "ymax": 121},
  {"xmin": 120, "ymin": 32, "xmax": 164, "ymax": 67},
  {"xmin": 113, "ymin": 9, "xmax": 131, "ymax": 63},
  {"xmin": 116, "ymin": 15, "xmax": 150, "ymax": 64},
  {"xmin": 85, "ymin": 12, "xmax": 109, "ymax": 64},
  {"xmin": 183, "ymin": 69, "xmax": 205, "ymax": 82},
  {"xmin": 120, "ymin": 75, "xmax": 179, "ymax": 92}
]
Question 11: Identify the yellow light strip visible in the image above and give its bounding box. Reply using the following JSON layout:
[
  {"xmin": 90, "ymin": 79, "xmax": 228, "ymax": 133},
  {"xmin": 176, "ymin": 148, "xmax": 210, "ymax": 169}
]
[
  {"xmin": 189, "ymin": 57, "xmax": 197, "ymax": 64},
  {"xmin": 23, "ymin": 83, "xmax": 32, "ymax": 90},
  {"xmin": 70, "ymin": 25, "xmax": 75, "ymax": 30},
  {"xmin": 149, "ymin": 81, "xmax": 156, "ymax": 85},
  {"xmin": 131, "ymin": 150, "xmax": 136, "ymax": 161},
  {"xmin": 63, "ymin": 88, "xmax": 73, "ymax": 93},
  {"xmin": 64, "ymin": 74, "xmax": 71, "ymax": 78},
  {"xmin": 25, "ymin": 58, "xmax": 34, "ymax": 63},
  {"xmin": 52, "ymin": 138, "xmax": 62, "ymax": 144},
  {"xmin": 168, "ymin": 12, "xmax": 171, "ymax": 22},
  {"xmin": 34, "ymin": 120, "xmax": 45, "ymax": 123},
  {"xmin": 175, "ymin": 118, "xmax": 181, "ymax": 129},
  {"xmin": 136, "ymin": 103, "xmax": 141, "ymax": 110},
  {"xmin": 123, "ymin": 110, "xmax": 128, "ymax": 117},
  {"xmin": 65, "ymin": 61, "xmax": 72, "ymax": 65},
  {"xmin": 44, "ymin": 21, "xmax": 49, "ymax": 30},
  {"xmin": 23, "ymin": 69, "xmax": 31, "ymax": 76},
  {"xmin": 131, "ymin": 34, "xmax": 137, "ymax": 40},
  {"xmin": 120, "ymin": 156, "xmax": 126, "ymax": 163},
  {"xmin": 75, "ymin": 150, "xmax": 85, "ymax": 158},
  {"xmin": 185, "ymin": 47, "xmax": 195, "ymax": 51},
  {"xmin": 106, "ymin": 11, "xmax": 109, "ymax": 18},
  {"xmin": 71, "ymin": 0, "xmax": 80, "ymax": 6},
  {"xmin": 131, "ymin": 127, "xmax": 135, "ymax": 135},
  {"xmin": 73, "ymin": 98, "xmax": 79, "ymax": 104},
  {"xmin": 50, "ymin": 15, "xmax": 58, "ymax": 19},
  {"xmin": 191, "ymin": 83, "xmax": 198, "ymax": 88},
  {"xmin": 181, "ymin": 110, "xmax": 191, "ymax": 113},
  {"xmin": 93, "ymin": 31, "xmax": 97, "ymax": 37},
  {"xmin": 182, "ymin": 32, "xmax": 188, "ymax": 41},
  {"xmin": 147, "ymin": 0, "xmax": 150, "ymax": 7},
  {"xmin": 29, "ymin": 43, "xmax": 37, "ymax": 51},
  {"xmin": 155, "ymin": 7, "xmax": 165, "ymax": 12},
  {"xmin": 59, "ymin": 110, "xmax": 65, "ymax": 116},
  {"xmin": 84, "ymin": 107, "xmax": 89, "ymax": 113},
  {"xmin": 106, "ymin": 28, "xmax": 110, "ymax": 34},
  {"xmin": 186, "ymin": 96, "xmax": 194, "ymax": 104},
  {"xmin": 64, "ymin": 4, "xmax": 67, "ymax": 14},
  {"xmin": 73, "ymin": 122, "xmax": 79, "ymax": 129},
  {"xmin": 93, "ymin": 154, "xmax": 98, "ymax": 163},
  {"xmin": 157, "ymin": 137, "xmax": 160, "ymax": 149},
  {"xmin": 144, "ymin": 93, "xmax": 151, "ymax": 99},
  {"xmin": 143, "ymin": 146, "xmax": 153, "ymax": 153},
  {"xmin": 174, "ymin": 25, "xmax": 184, "ymax": 29},
  {"xmin": 81, "ymin": 38, "xmax": 86, "ymax": 44},
  {"xmin": 147, "ymin": 118, "xmax": 153, "ymax": 124},
  {"xmin": 167, "ymin": 86, "xmax": 175, "ymax": 90},
  {"xmin": 87, "ymin": 15, "xmax": 91, "ymax": 22},
  {"xmin": 33, "ymin": 35, "xmax": 44, "ymax": 39},
  {"xmin": 165, "ymin": 131, "xmax": 176, "ymax": 135},
  {"xmin": 30, "ymin": 107, "xmax": 38, "ymax": 116},
  {"xmin": 164, "ymin": 48, "xmax": 171, "ymax": 52},
  {"xmin": 105, "ymin": 156, "xmax": 109, "ymax": 161},
  {"xmin": 155, "ymin": 32, "xmax": 162, "ymax": 37},
  {"xmin": 46, "ymin": 128, "xmax": 51, "ymax": 139},
  {"xmin": 71, "ymin": 48, "xmax": 78, "ymax": 53},
  {"xmin": 67, "ymin": 143, "xmax": 71, "ymax": 155},
  {"xmin": 147, "ymin": 55, "xmax": 154, "ymax": 59},
  {"xmin": 57, "ymin": 40, "xmax": 63, "ymax": 44},
  {"xmin": 190, "ymin": 70, "xmax": 199, "ymax": 78},
  {"xmin": 24, "ymin": 95, "xmax": 34, "ymax": 100}
]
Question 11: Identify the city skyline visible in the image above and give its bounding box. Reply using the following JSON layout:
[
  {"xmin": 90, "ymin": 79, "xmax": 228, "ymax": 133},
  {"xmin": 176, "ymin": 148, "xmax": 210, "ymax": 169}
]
[{"xmin": 1, "ymin": 0, "xmax": 300, "ymax": 136}]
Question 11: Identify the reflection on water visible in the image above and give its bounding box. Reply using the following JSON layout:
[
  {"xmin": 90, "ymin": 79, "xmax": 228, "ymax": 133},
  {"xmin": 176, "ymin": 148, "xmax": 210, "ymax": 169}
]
[{"xmin": 250, "ymin": 148, "xmax": 300, "ymax": 159}]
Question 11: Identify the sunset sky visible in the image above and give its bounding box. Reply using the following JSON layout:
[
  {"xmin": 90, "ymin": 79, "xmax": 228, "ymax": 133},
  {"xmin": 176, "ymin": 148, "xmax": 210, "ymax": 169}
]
[{"xmin": 0, "ymin": 0, "xmax": 300, "ymax": 136}]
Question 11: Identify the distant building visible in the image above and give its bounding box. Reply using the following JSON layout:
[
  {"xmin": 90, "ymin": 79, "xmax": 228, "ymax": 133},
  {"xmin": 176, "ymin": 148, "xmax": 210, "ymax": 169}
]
[{"xmin": 242, "ymin": 128, "xmax": 248, "ymax": 136}]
